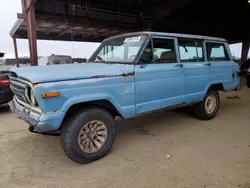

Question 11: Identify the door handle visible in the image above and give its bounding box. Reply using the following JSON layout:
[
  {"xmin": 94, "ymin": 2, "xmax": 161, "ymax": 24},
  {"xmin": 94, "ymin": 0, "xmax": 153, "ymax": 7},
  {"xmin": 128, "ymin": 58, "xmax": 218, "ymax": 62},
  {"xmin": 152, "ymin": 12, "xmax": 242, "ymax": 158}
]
[
  {"xmin": 139, "ymin": 65, "xmax": 145, "ymax": 69},
  {"xmin": 174, "ymin": 64, "xmax": 183, "ymax": 68},
  {"xmin": 204, "ymin": 63, "xmax": 211, "ymax": 66}
]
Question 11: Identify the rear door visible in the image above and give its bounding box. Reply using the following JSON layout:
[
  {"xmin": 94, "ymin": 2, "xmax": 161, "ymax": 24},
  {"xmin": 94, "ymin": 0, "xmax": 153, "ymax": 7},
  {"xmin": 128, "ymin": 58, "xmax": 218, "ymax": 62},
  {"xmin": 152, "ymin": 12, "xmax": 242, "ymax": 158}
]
[
  {"xmin": 135, "ymin": 37, "xmax": 184, "ymax": 114},
  {"xmin": 205, "ymin": 41, "xmax": 232, "ymax": 84},
  {"xmin": 178, "ymin": 39, "xmax": 210, "ymax": 102}
]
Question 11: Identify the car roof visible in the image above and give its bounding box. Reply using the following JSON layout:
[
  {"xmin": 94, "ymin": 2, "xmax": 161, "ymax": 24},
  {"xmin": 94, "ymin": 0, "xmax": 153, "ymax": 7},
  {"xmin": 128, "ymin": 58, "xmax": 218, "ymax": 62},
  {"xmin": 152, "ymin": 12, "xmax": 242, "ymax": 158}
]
[{"xmin": 104, "ymin": 31, "xmax": 227, "ymax": 42}]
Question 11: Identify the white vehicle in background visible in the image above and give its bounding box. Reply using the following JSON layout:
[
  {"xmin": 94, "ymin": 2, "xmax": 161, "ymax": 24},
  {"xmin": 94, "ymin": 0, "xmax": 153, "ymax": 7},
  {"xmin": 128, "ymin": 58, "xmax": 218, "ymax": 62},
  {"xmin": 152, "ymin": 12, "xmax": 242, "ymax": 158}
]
[{"xmin": 38, "ymin": 55, "xmax": 73, "ymax": 66}]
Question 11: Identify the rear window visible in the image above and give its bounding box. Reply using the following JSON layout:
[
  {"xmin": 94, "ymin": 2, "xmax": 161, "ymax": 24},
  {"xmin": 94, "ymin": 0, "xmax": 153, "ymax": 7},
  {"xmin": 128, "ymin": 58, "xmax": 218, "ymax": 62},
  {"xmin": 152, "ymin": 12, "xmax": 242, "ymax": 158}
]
[{"xmin": 206, "ymin": 42, "xmax": 230, "ymax": 61}]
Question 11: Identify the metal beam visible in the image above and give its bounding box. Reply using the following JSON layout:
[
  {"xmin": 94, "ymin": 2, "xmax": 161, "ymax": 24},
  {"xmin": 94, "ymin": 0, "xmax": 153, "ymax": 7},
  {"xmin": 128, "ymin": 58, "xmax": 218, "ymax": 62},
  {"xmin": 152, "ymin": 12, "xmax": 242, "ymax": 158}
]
[
  {"xmin": 17, "ymin": 13, "xmax": 27, "ymax": 20},
  {"xmin": 241, "ymin": 41, "xmax": 249, "ymax": 62},
  {"xmin": 13, "ymin": 36, "xmax": 20, "ymax": 68},
  {"xmin": 57, "ymin": 27, "xmax": 72, "ymax": 37},
  {"xmin": 45, "ymin": 23, "xmax": 62, "ymax": 36},
  {"xmin": 36, "ymin": 21, "xmax": 45, "ymax": 28},
  {"xmin": 72, "ymin": 27, "xmax": 86, "ymax": 37},
  {"xmin": 25, "ymin": 0, "xmax": 38, "ymax": 66}
]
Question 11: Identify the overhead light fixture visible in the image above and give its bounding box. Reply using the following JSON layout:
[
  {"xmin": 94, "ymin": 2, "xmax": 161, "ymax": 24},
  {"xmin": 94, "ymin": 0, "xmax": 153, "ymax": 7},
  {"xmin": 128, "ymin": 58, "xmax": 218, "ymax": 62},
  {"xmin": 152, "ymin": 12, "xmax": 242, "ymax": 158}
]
[{"xmin": 248, "ymin": 0, "xmax": 250, "ymax": 3}]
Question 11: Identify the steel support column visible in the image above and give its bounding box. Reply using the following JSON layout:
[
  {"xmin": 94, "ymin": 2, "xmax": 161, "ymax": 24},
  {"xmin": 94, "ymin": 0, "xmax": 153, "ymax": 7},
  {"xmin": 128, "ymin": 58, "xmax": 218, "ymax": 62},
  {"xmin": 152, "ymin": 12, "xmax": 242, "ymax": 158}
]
[
  {"xmin": 13, "ymin": 36, "xmax": 20, "ymax": 67},
  {"xmin": 241, "ymin": 41, "xmax": 249, "ymax": 62},
  {"xmin": 25, "ymin": 0, "xmax": 38, "ymax": 66}
]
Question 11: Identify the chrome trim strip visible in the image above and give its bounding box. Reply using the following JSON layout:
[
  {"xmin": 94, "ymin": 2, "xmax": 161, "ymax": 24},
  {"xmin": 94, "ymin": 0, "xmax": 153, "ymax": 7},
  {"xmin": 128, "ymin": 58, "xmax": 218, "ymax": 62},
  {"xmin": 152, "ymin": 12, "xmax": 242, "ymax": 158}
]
[
  {"xmin": 14, "ymin": 97, "xmax": 41, "ymax": 121},
  {"xmin": 10, "ymin": 77, "xmax": 34, "ymax": 90},
  {"xmin": 15, "ymin": 96, "xmax": 42, "ymax": 114},
  {"xmin": 10, "ymin": 80, "xmax": 26, "ymax": 88}
]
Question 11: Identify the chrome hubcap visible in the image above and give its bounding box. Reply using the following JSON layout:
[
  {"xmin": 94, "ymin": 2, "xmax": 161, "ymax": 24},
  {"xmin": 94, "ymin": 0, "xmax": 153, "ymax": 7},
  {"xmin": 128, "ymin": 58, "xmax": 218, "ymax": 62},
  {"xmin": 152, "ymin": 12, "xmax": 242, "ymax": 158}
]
[
  {"xmin": 205, "ymin": 93, "xmax": 217, "ymax": 114},
  {"xmin": 78, "ymin": 120, "xmax": 108, "ymax": 153}
]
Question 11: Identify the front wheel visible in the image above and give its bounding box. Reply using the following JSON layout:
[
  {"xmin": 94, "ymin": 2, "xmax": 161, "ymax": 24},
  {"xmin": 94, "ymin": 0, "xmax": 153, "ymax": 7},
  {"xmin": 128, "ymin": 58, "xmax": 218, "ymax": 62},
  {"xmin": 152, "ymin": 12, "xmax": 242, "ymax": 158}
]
[
  {"xmin": 60, "ymin": 107, "xmax": 116, "ymax": 164},
  {"xmin": 194, "ymin": 90, "xmax": 220, "ymax": 120}
]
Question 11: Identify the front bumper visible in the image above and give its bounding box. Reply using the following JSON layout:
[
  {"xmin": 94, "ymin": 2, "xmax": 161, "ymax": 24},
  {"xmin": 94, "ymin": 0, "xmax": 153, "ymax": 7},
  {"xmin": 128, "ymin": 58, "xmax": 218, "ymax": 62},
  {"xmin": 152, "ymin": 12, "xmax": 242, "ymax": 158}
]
[{"xmin": 9, "ymin": 97, "xmax": 65, "ymax": 133}]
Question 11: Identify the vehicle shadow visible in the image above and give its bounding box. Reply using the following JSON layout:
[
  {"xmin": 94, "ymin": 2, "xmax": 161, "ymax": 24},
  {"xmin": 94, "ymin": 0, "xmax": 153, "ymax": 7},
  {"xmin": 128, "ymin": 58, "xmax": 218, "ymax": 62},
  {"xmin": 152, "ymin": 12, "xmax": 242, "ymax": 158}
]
[
  {"xmin": 10, "ymin": 109, "xmax": 192, "ymax": 166},
  {"xmin": 0, "ymin": 104, "xmax": 10, "ymax": 114}
]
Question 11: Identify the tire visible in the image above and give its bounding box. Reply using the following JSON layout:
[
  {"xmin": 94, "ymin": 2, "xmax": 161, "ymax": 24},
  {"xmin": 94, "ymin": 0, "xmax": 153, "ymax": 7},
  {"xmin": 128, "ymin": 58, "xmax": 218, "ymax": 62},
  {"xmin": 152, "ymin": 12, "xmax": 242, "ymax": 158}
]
[
  {"xmin": 60, "ymin": 107, "xmax": 116, "ymax": 164},
  {"xmin": 194, "ymin": 90, "xmax": 220, "ymax": 120}
]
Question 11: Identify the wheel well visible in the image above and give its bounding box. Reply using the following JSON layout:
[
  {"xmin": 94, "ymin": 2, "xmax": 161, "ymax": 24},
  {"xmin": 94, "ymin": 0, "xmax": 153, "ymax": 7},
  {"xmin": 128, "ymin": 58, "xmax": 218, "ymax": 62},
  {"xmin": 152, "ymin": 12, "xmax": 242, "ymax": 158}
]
[
  {"xmin": 209, "ymin": 83, "xmax": 224, "ymax": 91},
  {"xmin": 62, "ymin": 100, "xmax": 122, "ymax": 126}
]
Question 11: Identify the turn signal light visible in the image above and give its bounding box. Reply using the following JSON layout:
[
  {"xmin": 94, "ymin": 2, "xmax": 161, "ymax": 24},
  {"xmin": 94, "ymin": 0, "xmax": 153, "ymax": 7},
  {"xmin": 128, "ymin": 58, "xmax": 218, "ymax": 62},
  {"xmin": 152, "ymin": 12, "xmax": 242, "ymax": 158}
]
[{"xmin": 41, "ymin": 92, "xmax": 60, "ymax": 98}]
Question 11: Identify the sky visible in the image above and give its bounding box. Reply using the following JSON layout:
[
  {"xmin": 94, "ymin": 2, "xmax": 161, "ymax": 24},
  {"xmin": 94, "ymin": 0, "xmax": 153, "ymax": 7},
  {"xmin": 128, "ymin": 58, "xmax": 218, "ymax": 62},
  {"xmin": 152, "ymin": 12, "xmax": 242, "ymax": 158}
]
[{"xmin": 0, "ymin": 0, "xmax": 246, "ymax": 59}]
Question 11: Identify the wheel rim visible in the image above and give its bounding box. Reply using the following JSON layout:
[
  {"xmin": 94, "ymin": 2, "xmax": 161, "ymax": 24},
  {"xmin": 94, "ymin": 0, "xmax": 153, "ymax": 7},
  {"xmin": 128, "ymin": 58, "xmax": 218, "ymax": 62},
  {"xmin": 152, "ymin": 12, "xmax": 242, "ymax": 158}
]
[
  {"xmin": 78, "ymin": 120, "xmax": 108, "ymax": 153},
  {"xmin": 205, "ymin": 93, "xmax": 217, "ymax": 114}
]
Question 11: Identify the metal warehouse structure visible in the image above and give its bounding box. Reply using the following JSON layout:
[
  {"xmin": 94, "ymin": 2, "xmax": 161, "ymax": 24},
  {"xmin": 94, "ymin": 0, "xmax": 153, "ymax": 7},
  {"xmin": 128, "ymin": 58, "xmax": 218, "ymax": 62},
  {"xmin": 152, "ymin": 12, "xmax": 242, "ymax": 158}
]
[{"xmin": 10, "ymin": 0, "xmax": 250, "ymax": 66}]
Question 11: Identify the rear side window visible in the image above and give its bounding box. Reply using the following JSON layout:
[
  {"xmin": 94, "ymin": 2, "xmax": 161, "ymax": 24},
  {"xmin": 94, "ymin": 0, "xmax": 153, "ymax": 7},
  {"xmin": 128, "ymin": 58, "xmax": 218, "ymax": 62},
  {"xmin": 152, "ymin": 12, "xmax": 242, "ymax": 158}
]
[
  {"xmin": 178, "ymin": 39, "xmax": 204, "ymax": 62},
  {"xmin": 206, "ymin": 42, "xmax": 230, "ymax": 61}
]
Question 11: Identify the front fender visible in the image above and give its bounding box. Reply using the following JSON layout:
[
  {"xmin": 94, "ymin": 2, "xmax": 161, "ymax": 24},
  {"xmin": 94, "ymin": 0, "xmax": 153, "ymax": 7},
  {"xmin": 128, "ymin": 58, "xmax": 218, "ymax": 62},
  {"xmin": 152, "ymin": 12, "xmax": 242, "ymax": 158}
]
[{"xmin": 61, "ymin": 93, "xmax": 135, "ymax": 118}]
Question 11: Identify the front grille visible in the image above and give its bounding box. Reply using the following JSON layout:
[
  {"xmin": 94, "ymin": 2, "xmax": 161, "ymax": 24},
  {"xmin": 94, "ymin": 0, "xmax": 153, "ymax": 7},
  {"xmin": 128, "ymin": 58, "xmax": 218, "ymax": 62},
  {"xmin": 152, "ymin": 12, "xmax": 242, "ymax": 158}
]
[
  {"xmin": 10, "ymin": 77, "xmax": 41, "ymax": 114},
  {"xmin": 9, "ymin": 77, "xmax": 28, "ymax": 103},
  {"xmin": 9, "ymin": 76, "xmax": 42, "ymax": 120},
  {"xmin": 10, "ymin": 82, "xmax": 26, "ymax": 102}
]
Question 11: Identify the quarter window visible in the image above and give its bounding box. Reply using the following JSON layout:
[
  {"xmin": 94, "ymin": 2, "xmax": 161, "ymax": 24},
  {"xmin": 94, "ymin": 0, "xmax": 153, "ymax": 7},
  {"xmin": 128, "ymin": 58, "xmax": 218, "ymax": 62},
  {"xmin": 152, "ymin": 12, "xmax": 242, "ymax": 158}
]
[
  {"xmin": 178, "ymin": 39, "xmax": 204, "ymax": 62},
  {"xmin": 206, "ymin": 42, "xmax": 230, "ymax": 61}
]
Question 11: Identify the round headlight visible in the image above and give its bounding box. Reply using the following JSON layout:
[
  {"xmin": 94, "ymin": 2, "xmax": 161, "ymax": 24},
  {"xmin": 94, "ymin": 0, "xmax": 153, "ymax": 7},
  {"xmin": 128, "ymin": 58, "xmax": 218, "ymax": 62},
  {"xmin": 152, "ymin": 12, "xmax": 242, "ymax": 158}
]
[{"xmin": 30, "ymin": 89, "xmax": 37, "ymax": 106}]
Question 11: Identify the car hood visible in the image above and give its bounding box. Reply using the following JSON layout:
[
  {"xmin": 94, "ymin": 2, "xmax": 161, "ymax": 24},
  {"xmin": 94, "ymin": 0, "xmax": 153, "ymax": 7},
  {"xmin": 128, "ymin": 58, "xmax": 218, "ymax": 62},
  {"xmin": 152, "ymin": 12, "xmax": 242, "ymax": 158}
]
[{"xmin": 10, "ymin": 63, "xmax": 134, "ymax": 84}]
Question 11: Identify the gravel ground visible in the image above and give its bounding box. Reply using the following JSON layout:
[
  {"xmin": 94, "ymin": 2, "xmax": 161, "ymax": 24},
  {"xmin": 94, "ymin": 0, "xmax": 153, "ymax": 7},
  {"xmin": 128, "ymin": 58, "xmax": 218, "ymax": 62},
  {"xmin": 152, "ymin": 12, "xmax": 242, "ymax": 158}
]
[{"xmin": 0, "ymin": 81, "xmax": 250, "ymax": 188}]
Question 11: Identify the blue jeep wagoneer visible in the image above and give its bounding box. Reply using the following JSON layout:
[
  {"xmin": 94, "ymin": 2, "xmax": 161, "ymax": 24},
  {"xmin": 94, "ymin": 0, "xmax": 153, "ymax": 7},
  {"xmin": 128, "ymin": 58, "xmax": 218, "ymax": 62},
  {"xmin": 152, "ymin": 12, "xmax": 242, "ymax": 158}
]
[{"xmin": 9, "ymin": 32, "xmax": 240, "ymax": 164}]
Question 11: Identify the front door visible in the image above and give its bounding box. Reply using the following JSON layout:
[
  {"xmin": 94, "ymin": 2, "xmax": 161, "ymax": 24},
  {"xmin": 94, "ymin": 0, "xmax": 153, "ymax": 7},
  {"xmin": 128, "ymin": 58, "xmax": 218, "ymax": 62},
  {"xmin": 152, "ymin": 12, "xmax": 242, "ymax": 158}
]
[
  {"xmin": 135, "ymin": 37, "xmax": 184, "ymax": 114},
  {"xmin": 178, "ymin": 39, "xmax": 210, "ymax": 102}
]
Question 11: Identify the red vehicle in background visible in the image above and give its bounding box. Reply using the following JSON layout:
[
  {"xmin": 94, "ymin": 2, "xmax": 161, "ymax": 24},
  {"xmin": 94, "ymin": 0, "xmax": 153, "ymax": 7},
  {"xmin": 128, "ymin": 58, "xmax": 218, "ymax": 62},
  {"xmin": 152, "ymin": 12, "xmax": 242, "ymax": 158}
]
[{"xmin": 0, "ymin": 71, "xmax": 13, "ymax": 105}]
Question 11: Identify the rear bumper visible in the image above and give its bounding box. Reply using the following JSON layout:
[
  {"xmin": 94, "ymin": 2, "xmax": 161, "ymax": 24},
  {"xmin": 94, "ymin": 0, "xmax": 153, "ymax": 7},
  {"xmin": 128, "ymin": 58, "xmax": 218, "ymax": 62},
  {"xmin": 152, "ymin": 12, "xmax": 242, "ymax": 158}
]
[{"xmin": 9, "ymin": 98, "xmax": 65, "ymax": 133}]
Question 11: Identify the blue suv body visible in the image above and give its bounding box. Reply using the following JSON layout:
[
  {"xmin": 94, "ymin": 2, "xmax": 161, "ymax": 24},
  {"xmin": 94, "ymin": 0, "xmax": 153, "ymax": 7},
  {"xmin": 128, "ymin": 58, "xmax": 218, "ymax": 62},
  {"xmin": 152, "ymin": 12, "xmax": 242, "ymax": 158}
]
[{"xmin": 9, "ymin": 32, "xmax": 240, "ymax": 164}]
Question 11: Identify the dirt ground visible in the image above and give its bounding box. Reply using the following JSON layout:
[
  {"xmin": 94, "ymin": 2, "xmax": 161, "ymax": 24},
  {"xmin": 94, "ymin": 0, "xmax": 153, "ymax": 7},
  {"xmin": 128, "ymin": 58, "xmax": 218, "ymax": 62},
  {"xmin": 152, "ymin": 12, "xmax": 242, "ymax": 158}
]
[{"xmin": 0, "ymin": 81, "xmax": 250, "ymax": 188}]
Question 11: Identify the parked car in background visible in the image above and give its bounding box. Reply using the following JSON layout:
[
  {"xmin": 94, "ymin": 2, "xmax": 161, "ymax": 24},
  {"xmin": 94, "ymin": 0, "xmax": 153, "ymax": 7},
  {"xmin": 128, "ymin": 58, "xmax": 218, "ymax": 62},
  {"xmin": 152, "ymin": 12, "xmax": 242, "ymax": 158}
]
[
  {"xmin": 38, "ymin": 55, "xmax": 73, "ymax": 66},
  {"xmin": 0, "ymin": 71, "xmax": 13, "ymax": 105},
  {"xmin": 9, "ymin": 32, "xmax": 240, "ymax": 164}
]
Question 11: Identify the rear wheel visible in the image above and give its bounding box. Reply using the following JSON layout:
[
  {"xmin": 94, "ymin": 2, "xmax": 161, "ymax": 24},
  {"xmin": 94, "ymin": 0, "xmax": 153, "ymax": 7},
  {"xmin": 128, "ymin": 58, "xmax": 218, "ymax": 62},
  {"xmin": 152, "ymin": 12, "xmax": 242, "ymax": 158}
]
[
  {"xmin": 194, "ymin": 90, "xmax": 220, "ymax": 120},
  {"xmin": 60, "ymin": 107, "xmax": 116, "ymax": 164}
]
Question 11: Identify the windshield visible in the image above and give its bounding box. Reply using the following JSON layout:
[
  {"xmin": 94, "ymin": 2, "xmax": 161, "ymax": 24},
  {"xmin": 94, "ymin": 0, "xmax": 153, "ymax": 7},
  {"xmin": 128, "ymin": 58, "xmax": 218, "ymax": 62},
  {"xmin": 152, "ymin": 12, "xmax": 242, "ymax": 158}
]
[{"xmin": 89, "ymin": 34, "xmax": 148, "ymax": 64}]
